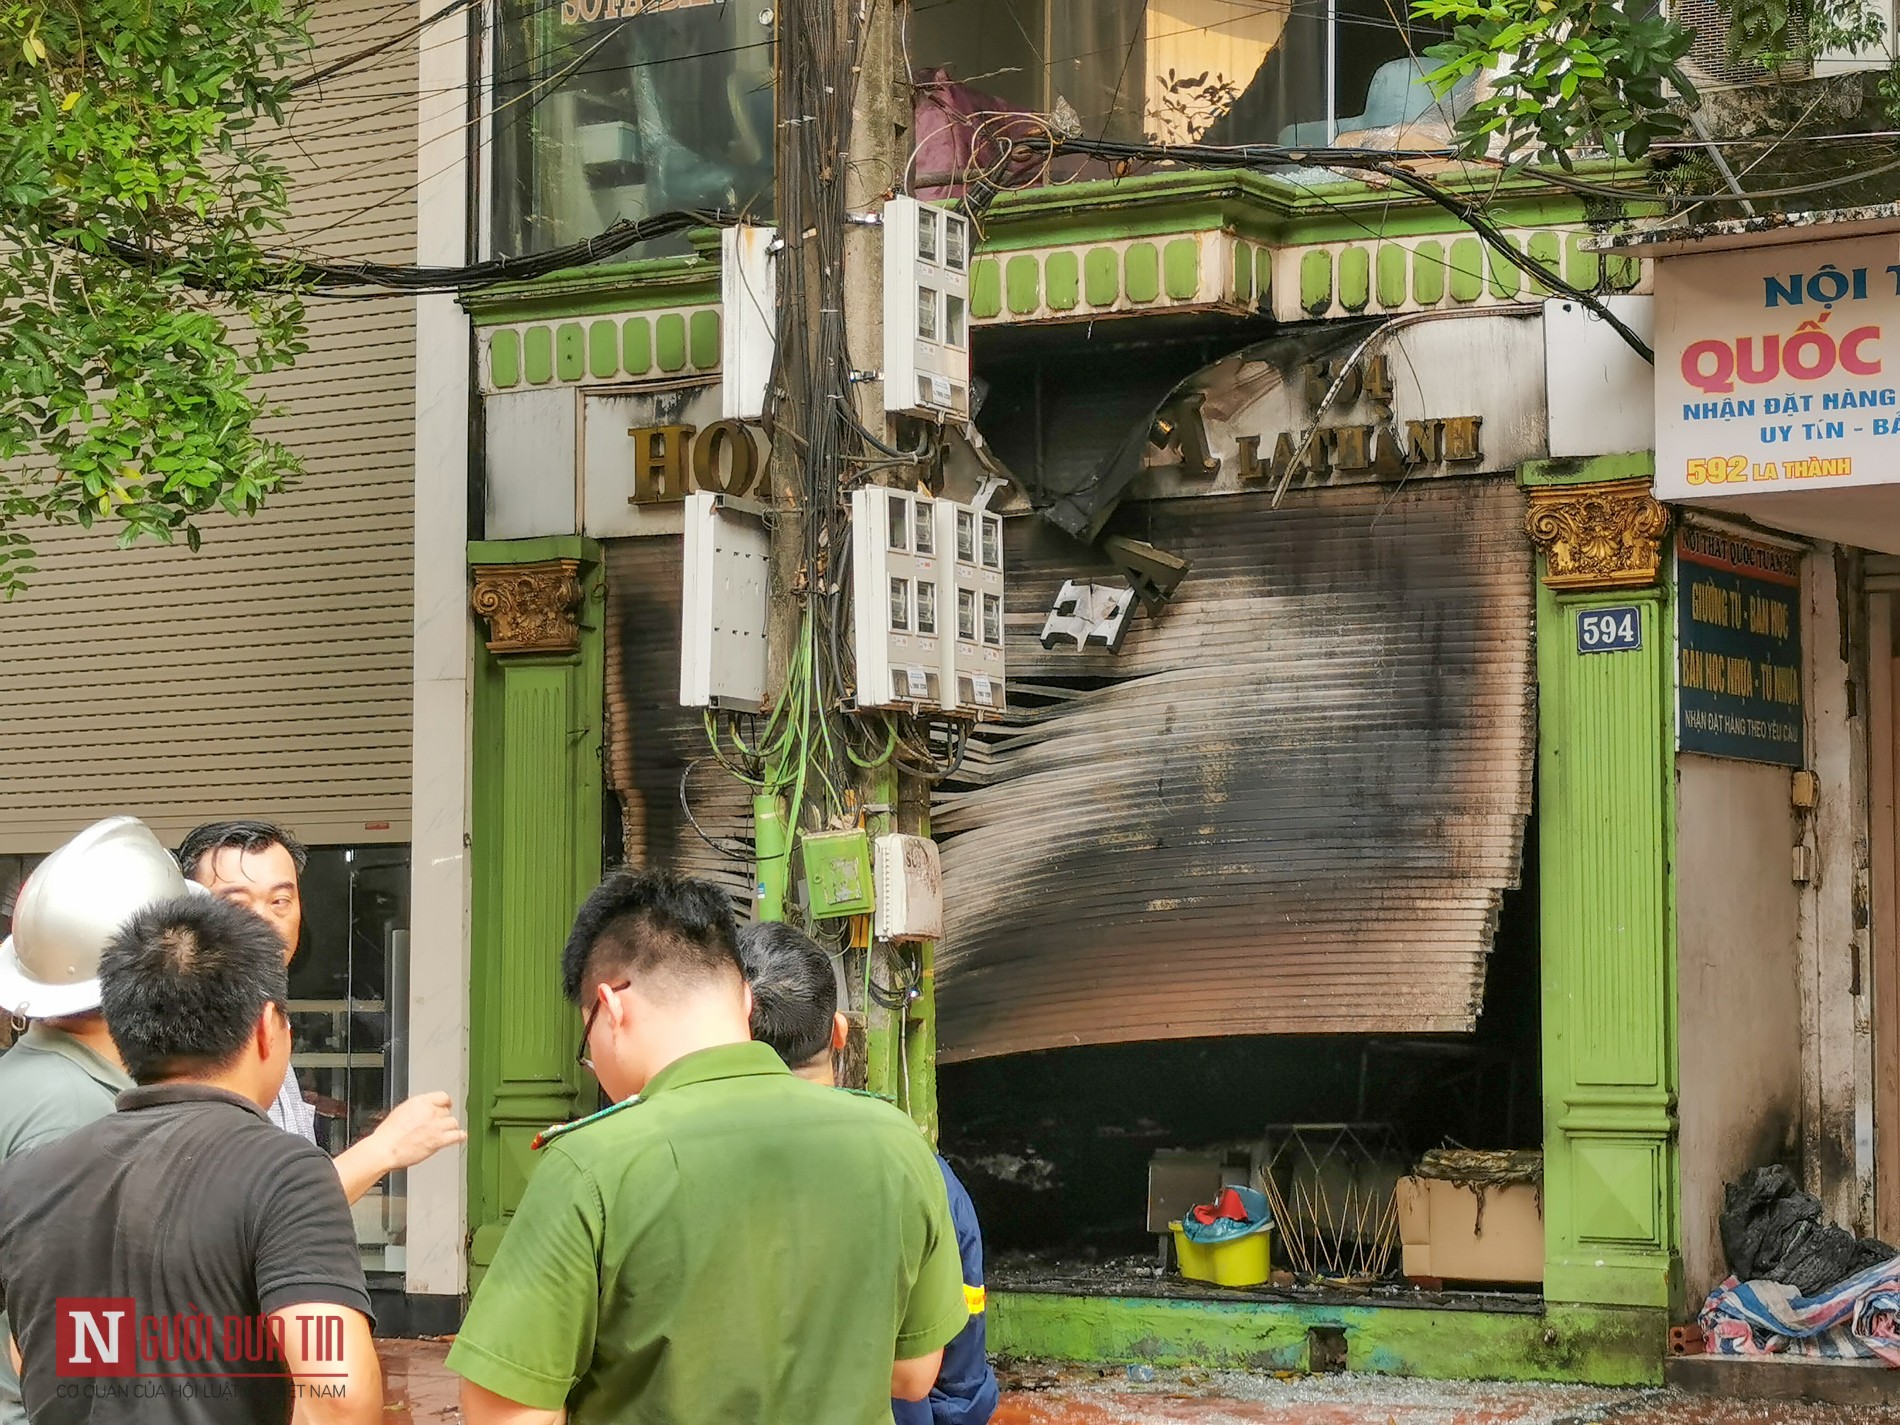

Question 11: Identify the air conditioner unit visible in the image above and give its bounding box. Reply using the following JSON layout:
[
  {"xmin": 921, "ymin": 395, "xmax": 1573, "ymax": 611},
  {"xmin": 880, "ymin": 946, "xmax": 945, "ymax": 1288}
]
[{"xmin": 1673, "ymin": 0, "xmax": 1811, "ymax": 86}]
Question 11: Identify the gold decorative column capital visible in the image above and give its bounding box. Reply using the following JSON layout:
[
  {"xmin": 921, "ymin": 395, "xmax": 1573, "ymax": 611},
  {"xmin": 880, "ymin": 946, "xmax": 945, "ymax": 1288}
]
[
  {"xmin": 1525, "ymin": 479, "xmax": 1671, "ymax": 591},
  {"xmin": 470, "ymin": 559, "xmax": 584, "ymax": 654}
]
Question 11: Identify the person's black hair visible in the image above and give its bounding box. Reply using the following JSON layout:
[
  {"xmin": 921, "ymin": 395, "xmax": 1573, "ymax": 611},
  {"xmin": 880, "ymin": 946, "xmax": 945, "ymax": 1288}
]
[
  {"xmin": 176, "ymin": 820, "xmax": 309, "ymax": 880},
  {"xmin": 561, "ymin": 869, "xmax": 744, "ymax": 1006},
  {"xmin": 737, "ymin": 921, "xmax": 838, "ymax": 1069},
  {"xmin": 99, "ymin": 895, "xmax": 289, "ymax": 1084}
]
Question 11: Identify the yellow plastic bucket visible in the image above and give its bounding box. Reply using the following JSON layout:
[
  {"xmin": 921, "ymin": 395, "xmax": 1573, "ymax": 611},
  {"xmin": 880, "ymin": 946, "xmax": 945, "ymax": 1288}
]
[{"xmin": 1169, "ymin": 1220, "xmax": 1272, "ymax": 1288}]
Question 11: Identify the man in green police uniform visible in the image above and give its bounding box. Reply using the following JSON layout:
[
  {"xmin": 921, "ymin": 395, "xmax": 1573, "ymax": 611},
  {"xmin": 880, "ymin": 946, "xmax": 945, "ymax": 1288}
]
[{"xmin": 447, "ymin": 869, "xmax": 968, "ymax": 1425}]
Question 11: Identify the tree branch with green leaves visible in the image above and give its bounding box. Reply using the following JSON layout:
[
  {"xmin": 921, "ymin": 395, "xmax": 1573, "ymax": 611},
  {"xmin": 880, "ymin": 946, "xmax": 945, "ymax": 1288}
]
[
  {"xmin": 0, "ymin": 0, "xmax": 311, "ymax": 596},
  {"xmin": 1412, "ymin": 0, "xmax": 1900, "ymax": 168}
]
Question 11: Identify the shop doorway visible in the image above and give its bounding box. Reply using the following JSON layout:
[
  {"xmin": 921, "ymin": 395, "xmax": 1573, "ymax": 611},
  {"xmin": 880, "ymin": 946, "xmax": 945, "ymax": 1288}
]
[{"xmin": 936, "ymin": 823, "xmax": 1544, "ymax": 1302}]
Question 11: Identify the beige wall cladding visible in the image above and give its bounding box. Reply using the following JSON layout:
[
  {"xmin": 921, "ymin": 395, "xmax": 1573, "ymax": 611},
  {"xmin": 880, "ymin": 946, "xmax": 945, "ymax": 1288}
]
[{"xmin": 0, "ymin": 0, "xmax": 418, "ymax": 853}]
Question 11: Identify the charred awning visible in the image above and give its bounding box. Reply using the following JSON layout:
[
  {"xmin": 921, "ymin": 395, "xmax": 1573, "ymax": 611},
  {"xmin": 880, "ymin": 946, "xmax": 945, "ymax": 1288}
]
[{"xmin": 931, "ymin": 477, "xmax": 1535, "ymax": 1061}]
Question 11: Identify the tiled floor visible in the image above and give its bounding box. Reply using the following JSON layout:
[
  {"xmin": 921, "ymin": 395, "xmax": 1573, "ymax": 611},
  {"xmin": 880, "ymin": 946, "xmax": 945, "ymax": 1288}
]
[{"xmin": 377, "ymin": 1341, "xmax": 1900, "ymax": 1423}]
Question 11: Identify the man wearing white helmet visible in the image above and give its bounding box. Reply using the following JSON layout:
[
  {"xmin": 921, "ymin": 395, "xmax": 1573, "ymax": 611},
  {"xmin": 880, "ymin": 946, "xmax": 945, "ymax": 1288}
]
[{"xmin": 0, "ymin": 816, "xmax": 202, "ymax": 1425}]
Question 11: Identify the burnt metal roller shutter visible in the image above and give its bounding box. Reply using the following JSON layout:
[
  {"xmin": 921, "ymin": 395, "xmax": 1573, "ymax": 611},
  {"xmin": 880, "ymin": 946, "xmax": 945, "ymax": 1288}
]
[
  {"xmin": 0, "ymin": 0, "xmax": 417, "ymax": 853},
  {"xmin": 932, "ymin": 477, "xmax": 1535, "ymax": 1061}
]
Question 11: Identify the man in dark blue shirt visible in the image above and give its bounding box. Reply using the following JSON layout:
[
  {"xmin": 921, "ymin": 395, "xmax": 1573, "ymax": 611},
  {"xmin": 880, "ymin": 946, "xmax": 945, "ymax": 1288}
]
[{"xmin": 738, "ymin": 923, "xmax": 1000, "ymax": 1425}]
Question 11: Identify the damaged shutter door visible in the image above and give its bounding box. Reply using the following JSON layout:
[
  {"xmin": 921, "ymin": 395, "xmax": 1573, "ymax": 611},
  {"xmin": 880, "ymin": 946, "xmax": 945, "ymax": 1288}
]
[
  {"xmin": 603, "ymin": 538, "xmax": 756, "ymax": 906},
  {"xmin": 932, "ymin": 477, "xmax": 1535, "ymax": 1061}
]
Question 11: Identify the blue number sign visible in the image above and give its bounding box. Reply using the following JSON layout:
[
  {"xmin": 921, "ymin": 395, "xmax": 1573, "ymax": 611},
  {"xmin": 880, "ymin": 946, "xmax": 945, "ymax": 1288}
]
[{"xmin": 1577, "ymin": 606, "xmax": 1642, "ymax": 653}]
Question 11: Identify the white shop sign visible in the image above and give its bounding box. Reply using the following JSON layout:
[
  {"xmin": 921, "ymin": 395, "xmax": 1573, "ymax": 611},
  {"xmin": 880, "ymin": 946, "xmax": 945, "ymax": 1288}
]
[{"xmin": 1656, "ymin": 236, "xmax": 1900, "ymax": 502}]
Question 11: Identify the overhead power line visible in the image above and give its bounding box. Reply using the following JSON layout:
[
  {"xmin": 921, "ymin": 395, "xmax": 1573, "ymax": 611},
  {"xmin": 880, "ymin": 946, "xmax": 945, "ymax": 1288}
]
[{"xmin": 101, "ymin": 207, "xmax": 737, "ymax": 295}]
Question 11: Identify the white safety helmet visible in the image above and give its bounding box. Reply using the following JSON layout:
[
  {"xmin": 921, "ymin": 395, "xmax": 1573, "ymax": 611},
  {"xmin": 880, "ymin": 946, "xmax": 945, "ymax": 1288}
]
[{"xmin": 0, "ymin": 817, "xmax": 205, "ymax": 1019}]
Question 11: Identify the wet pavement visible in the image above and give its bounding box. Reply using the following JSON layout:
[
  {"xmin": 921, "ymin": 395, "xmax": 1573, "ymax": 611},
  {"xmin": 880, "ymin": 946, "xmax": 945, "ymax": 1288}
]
[{"xmin": 377, "ymin": 1340, "xmax": 1900, "ymax": 1422}]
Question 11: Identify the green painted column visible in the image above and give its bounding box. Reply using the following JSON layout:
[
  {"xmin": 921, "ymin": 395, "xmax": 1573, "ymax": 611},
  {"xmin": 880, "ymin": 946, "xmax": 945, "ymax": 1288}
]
[
  {"xmin": 1523, "ymin": 459, "xmax": 1681, "ymax": 1323},
  {"xmin": 466, "ymin": 536, "xmax": 605, "ymax": 1286}
]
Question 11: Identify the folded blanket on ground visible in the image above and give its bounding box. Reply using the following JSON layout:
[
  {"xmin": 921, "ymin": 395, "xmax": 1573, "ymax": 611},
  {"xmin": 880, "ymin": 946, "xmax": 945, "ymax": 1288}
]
[{"xmin": 1701, "ymin": 1253, "xmax": 1900, "ymax": 1366}]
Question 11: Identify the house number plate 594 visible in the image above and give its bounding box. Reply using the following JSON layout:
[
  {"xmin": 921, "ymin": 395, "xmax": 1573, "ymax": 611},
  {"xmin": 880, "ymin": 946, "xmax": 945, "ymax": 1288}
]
[{"xmin": 1577, "ymin": 606, "xmax": 1642, "ymax": 653}]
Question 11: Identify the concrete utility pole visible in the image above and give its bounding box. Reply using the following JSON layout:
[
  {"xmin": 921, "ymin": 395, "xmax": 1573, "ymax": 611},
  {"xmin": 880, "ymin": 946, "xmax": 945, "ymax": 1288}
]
[
  {"xmin": 840, "ymin": 0, "xmax": 938, "ymax": 1129},
  {"xmin": 758, "ymin": 0, "xmax": 935, "ymax": 1123}
]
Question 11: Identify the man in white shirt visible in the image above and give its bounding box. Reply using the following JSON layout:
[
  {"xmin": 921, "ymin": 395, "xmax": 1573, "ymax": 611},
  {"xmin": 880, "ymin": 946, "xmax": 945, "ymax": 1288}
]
[{"xmin": 178, "ymin": 820, "xmax": 464, "ymax": 1203}]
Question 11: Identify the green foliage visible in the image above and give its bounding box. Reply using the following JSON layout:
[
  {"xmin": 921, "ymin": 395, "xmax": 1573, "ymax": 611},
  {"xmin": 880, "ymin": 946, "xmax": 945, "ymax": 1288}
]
[
  {"xmin": 1411, "ymin": 0, "xmax": 1699, "ymax": 164},
  {"xmin": 1727, "ymin": 0, "xmax": 1898, "ymax": 117},
  {"xmin": 0, "ymin": 0, "xmax": 311, "ymax": 595}
]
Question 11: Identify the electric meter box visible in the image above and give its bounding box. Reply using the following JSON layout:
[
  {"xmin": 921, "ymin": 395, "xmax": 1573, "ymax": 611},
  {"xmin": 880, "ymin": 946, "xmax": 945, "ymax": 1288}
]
[
  {"xmin": 850, "ymin": 487, "xmax": 1005, "ymax": 719},
  {"xmin": 874, "ymin": 833, "xmax": 943, "ymax": 942},
  {"xmin": 939, "ymin": 500, "xmax": 1006, "ymax": 718},
  {"xmin": 882, "ymin": 197, "xmax": 972, "ymax": 421},
  {"xmin": 679, "ymin": 491, "xmax": 770, "ymax": 711},
  {"xmin": 800, "ymin": 828, "xmax": 876, "ymax": 919},
  {"xmin": 721, "ymin": 224, "xmax": 776, "ymax": 422},
  {"xmin": 849, "ymin": 485, "xmax": 944, "ymax": 710}
]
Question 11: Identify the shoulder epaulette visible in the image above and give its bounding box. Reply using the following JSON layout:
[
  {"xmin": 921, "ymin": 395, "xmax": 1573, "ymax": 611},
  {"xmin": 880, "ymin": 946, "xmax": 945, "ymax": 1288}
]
[{"xmin": 530, "ymin": 1094, "xmax": 642, "ymax": 1151}]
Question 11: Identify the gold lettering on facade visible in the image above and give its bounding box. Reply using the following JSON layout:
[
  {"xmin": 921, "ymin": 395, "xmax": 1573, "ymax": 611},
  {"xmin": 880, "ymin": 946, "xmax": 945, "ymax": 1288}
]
[
  {"xmin": 629, "ymin": 424, "xmax": 695, "ymax": 504},
  {"xmin": 690, "ymin": 419, "xmax": 760, "ymax": 496},
  {"xmin": 1441, "ymin": 415, "xmax": 1484, "ymax": 463},
  {"xmin": 1234, "ymin": 435, "xmax": 1265, "ymax": 482},
  {"xmin": 1330, "ymin": 424, "xmax": 1373, "ymax": 473},
  {"xmin": 1405, "ymin": 419, "xmax": 1443, "ymax": 464}
]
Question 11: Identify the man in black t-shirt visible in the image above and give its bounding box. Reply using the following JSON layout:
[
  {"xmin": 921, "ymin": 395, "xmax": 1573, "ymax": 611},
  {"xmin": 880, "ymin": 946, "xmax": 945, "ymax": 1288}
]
[{"xmin": 0, "ymin": 895, "xmax": 380, "ymax": 1425}]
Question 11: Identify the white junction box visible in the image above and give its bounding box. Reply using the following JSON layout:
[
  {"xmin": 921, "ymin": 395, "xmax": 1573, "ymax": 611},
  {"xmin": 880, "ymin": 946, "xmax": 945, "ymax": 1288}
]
[
  {"xmin": 849, "ymin": 485, "xmax": 944, "ymax": 710},
  {"xmin": 882, "ymin": 197, "xmax": 971, "ymax": 421},
  {"xmin": 874, "ymin": 833, "xmax": 943, "ymax": 942},
  {"xmin": 680, "ymin": 491, "xmax": 770, "ymax": 710},
  {"xmin": 850, "ymin": 487, "xmax": 1005, "ymax": 718},
  {"xmin": 940, "ymin": 499, "xmax": 1005, "ymax": 716},
  {"xmin": 721, "ymin": 224, "xmax": 777, "ymax": 422}
]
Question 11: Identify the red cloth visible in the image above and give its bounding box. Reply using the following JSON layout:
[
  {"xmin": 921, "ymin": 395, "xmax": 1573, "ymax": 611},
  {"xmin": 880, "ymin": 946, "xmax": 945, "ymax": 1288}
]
[{"xmin": 1189, "ymin": 1187, "xmax": 1252, "ymax": 1226}]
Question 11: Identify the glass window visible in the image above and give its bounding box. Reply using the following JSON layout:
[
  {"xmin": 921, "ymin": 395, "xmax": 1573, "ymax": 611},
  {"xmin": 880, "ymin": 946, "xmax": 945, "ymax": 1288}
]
[
  {"xmin": 889, "ymin": 576, "xmax": 912, "ymax": 631},
  {"xmin": 887, "ymin": 493, "xmax": 910, "ymax": 551},
  {"xmin": 981, "ymin": 514, "xmax": 1003, "ymax": 569},
  {"xmin": 945, "ymin": 293, "xmax": 967, "ymax": 350},
  {"xmin": 916, "ymin": 580, "xmax": 938, "ymax": 635},
  {"xmin": 958, "ymin": 587, "xmax": 977, "ymax": 641},
  {"xmin": 492, "ymin": 0, "xmax": 776, "ymax": 257},
  {"xmin": 289, "ymin": 845, "xmax": 411, "ymax": 1278},
  {"xmin": 913, "ymin": 500, "xmax": 936, "ymax": 555},
  {"xmin": 956, "ymin": 509, "xmax": 976, "ymax": 564},
  {"xmin": 908, "ymin": 0, "xmax": 1458, "ymax": 154},
  {"xmin": 983, "ymin": 592, "xmax": 1004, "ymax": 645}
]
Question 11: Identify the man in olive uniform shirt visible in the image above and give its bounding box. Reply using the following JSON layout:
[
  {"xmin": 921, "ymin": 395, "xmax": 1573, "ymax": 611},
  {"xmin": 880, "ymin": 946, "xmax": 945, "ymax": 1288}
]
[{"xmin": 447, "ymin": 870, "xmax": 967, "ymax": 1425}]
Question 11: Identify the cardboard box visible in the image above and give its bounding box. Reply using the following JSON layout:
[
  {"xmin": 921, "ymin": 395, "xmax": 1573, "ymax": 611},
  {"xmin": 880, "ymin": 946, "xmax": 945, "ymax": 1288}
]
[
  {"xmin": 1396, "ymin": 1175, "xmax": 1544, "ymax": 1285},
  {"xmin": 1146, "ymin": 1149, "xmax": 1253, "ymax": 1236}
]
